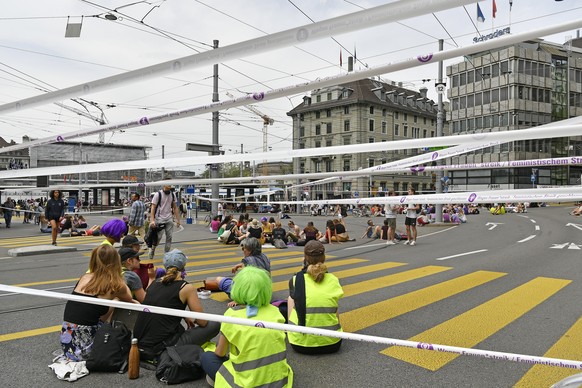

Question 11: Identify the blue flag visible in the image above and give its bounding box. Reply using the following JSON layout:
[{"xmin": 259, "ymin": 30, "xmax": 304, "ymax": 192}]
[{"xmin": 477, "ymin": 3, "xmax": 485, "ymax": 23}]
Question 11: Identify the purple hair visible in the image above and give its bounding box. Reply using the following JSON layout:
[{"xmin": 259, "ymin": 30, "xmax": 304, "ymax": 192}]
[{"xmin": 100, "ymin": 219, "xmax": 127, "ymax": 241}]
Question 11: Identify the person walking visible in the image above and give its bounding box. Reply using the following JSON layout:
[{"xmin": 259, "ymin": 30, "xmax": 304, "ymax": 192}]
[
  {"xmin": 45, "ymin": 190, "xmax": 66, "ymax": 245},
  {"xmin": 403, "ymin": 187, "xmax": 419, "ymax": 246},
  {"xmin": 384, "ymin": 189, "xmax": 400, "ymax": 245},
  {"xmin": 127, "ymin": 192, "xmax": 145, "ymax": 239},
  {"xmin": 2, "ymin": 197, "xmax": 14, "ymax": 228},
  {"xmin": 148, "ymin": 184, "xmax": 181, "ymax": 259}
]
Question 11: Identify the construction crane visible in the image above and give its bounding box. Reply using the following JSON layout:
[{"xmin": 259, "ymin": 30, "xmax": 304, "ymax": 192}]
[{"xmin": 225, "ymin": 92, "xmax": 274, "ymax": 154}]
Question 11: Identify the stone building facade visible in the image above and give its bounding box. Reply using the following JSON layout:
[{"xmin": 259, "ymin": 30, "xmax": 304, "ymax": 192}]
[{"xmin": 287, "ymin": 78, "xmax": 441, "ymax": 199}]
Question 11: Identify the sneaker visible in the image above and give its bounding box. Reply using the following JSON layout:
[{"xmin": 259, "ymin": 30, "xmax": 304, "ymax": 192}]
[
  {"xmin": 403, "ymin": 240, "xmax": 410, "ymax": 245},
  {"xmin": 148, "ymin": 248, "xmax": 154, "ymax": 260},
  {"xmin": 385, "ymin": 240, "xmax": 396, "ymax": 246},
  {"xmin": 410, "ymin": 240, "xmax": 416, "ymax": 246}
]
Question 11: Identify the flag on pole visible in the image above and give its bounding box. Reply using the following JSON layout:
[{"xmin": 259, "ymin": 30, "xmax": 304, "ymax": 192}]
[
  {"xmin": 509, "ymin": 0, "xmax": 513, "ymax": 12},
  {"xmin": 477, "ymin": 4, "xmax": 485, "ymax": 22},
  {"xmin": 493, "ymin": 0, "xmax": 498, "ymax": 18},
  {"xmin": 340, "ymin": 50, "xmax": 343, "ymax": 67}
]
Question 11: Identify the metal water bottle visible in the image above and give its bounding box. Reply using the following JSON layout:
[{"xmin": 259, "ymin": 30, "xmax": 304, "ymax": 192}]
[{"xmin": 128, "ymin": 338, "xmax": 140, "ymax": 379}]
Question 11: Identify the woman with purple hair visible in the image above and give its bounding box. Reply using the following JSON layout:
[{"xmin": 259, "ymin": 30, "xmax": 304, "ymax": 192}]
[{"xmin": 100, "ymin": 218, "xmax": 127, "ymax": 246}]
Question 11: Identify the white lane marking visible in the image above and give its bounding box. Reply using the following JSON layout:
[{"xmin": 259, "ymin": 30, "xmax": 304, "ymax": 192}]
[
  {"xmin": 535, "ymin": 225, "xmax": 540, "ymax": 231},
  {"xmin": 550, "ymin": 242, "xmax": 570, "ymax": 249},
  {"xmin": 344, "ymin": 226, "xmax": 458, "ymax": 250},
  {"xmin": 566, "ymin": 223, "xmax": 582, "ymax": 231},
  {"xmin": 436, "ymin": 249, "xmax": 488, "ymax": 261},
  {"xmin": 486, "ymin": 222, "xmax": 503, "ymax": 230},
  {"xmin": 518, "ymin": 235, "xmax": 536, "ymax": 243},
  {"xmin": 0, "ymin": 256, "xmax": 14, "ymax": 260},
  {"xmin": 530, "ymin": 219, "xmax": 537, "ymax": 224}
]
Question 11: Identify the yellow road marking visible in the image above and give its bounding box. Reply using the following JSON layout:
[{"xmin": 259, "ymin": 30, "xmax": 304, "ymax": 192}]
[
  {"xmin": 381, "ymin": 277, "xmax": 571, "ymax": 371},
  {"xmin": 515, "ymin": 316, "xmax": 582, "ymax": 387},
  {"xmin": 212, "ymin": 261, "xmax": 407, "ymax": 302},
  {"xmin": 0, "ymin": 325, "xmax": 61, "ymax": 343},
  {"xmin": 341, "ymin": 270, "xmax": 503, "ymax": 333}
]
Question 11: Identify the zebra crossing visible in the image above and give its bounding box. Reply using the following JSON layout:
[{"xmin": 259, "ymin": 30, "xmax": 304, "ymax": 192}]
[{"xmin": 3, "ymin": 239, "xmax": 582, "ymax": 386}]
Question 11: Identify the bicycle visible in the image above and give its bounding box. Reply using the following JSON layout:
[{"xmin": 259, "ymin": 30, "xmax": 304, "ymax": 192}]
[{"xmin": 203, "ymin": 214, "xmax": 211, "ymax": 227}]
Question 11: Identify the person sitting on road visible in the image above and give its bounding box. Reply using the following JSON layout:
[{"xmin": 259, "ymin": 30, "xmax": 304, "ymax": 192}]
[
  {"xmin": 133, "ymin": 249, "xmax": 220, "ymax": 365},
  {"xmin": 298, "ymin": 221, "xmax": 321, "ymax": 246},
  {"xmin": 247, "ymin": 219, "xmax": 263, "ymax": 242},
  {"xmin": 210, "ymin": 216, "xmax": 221, "ymax": 233},
  {"xmin": 81, "ymin": 225, "xmax": 101, "ymax": 236},
  {"xmin": 201, "ymin": 266, "xmax": 294, "ymax": 387},
  {"xmin": 570, "ymin": 205, "xmax": 582, "ymax": 216},
  {"xmin": 59, "ymin": 245, "xmax": 135, "ymax": 361},
  {"xmin": 320, "ymin": 219, "xmax": 337, "ymax": 244},
  {"xmin": 117, "ymin": 247, "xmax": 149, "ymax": 302},
  {"xmin": 214, "ymin": 237, "xmax": 271, "ymax": 298},
  {"xmin": 332, "ymin": 218, "xmax": 351, "ymax": 242},
  {"xmin": 39, "ymin": 214, "xmax": 52, "ymax": 233},
  {"xmin": 74, "ymin": 215, "xmax": 88, "ymax": 229},
  {"xmin": 100, "ymin": 218, "xmax": 127, "ymax": 246},
  {"xmin": 260, "ymin": 216, "xmax": 274, "ymax": 245},
  {"xmin": 417, "ymin": 211, "xmax": 430, "ymax": 226},
  {"xmin": 286, "ymin": 220, "xmax": 301, "ymax": 243},
  {"xmin": 361, "ymin": 219, "xmax": 376, "ymax": 239},
  {"xmin": 272, "ymin": 221, "xmax": 288, "ymax": 245},
  {"xmin": 287, "ymin": 240, "xmax": 343, "ymax": 355}
]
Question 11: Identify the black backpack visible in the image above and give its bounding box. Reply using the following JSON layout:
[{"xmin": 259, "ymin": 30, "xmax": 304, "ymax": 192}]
[
  {"xmin": 86, "ymin": 321, "xmax": 132, "ymax": 373},
  {"xmin": 156, "ymin": 345, "xmax": 204, "ymax": 384}
]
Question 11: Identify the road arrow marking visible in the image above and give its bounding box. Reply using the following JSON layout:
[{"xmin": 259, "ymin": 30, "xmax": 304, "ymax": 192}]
[
  {"xmin": 566, "ymin": 223, "xmax": 582, "ymax": 231},
  {"xmin": 550, "ymin": 242, "xmax": 571, "ymax": 249},
  {"xmin": 486, "ymin": 222, "xmax": 503, "ymax": 230},
  {"xmin": 568, "ymin": 243, "xmax": 581, "ymax": 250}
]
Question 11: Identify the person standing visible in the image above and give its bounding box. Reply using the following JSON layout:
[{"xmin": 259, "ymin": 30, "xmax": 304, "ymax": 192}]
[
  {"xmin": 217, "ymin": 202, "xmax": 224, "ymax": 222},
  {"xmin": 2, "ymin": 197, "xmax": 14, "ymax": 228},
  {"xmin": 45, "ymin": 190, "xmax": 66, "ymax": 245},
  {"xmin": 127, "ymin": 192, "xmax": 145, "ymax": 239},
  {"xmin": 404, "ymin": 187, "xmax": 419, "ymax": 246},
  {"xmin": 148, "ymin": 184, "xmax": 181, "ymax": 259},
  {"xmin": 384, "ymin": 189, "xmax": 400, "ymax": 246}
]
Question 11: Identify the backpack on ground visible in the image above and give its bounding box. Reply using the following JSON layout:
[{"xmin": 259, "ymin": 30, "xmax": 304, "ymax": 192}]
[
  {"xmin": 155, "ymin": 345, "xmax": 204, "ymax": 384},
  {"xmin": 395, "ymin": 231, "xmax": 408, "ymax": 241},
  {"xmin": 86, "ymin": 320, "xmax": 132, "ymax": 373}
]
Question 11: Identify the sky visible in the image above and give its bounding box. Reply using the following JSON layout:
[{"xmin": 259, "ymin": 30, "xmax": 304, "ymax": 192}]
[{"xmin": 0, "ymin": 0, "xmax": 581, "ymax": 174}]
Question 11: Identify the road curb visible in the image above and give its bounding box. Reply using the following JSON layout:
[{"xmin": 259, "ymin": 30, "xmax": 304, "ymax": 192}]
[{"xmin": 8, "ymin": 245, "xmax": 78, "ymax": 257}]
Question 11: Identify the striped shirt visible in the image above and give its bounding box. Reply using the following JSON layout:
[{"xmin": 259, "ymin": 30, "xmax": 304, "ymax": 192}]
[{"xmin": 128, "ymin": 200, "xmax": 145, "ymax": 227}]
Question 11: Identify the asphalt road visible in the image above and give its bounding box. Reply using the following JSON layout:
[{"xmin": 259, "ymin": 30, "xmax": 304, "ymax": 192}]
[{"xmin": 0, "ymin": 206, "xmax": 581, "ymax": 387}]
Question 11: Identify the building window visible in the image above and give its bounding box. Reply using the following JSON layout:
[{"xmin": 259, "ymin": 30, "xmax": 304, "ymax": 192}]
[
  {"xmin": 344, "ymin": 106, "xmax": 349, "ymax": 114},
  {"xmin": 326, "ymin": 123, "xmax": 332, "ymax": 133},
  {"xmin": 343, "ymin": 159, "xmax": 350, "ymax": 171},
  {"xmin": 343, "ymin": 137, "xmax": 351, "ymax": 145},
  {"xmin": 316, "ymin": 95, "xmax": 321, "ymax": 102},
  {"xmin": 423, "ymin": 117, "xmax": 427, "ymax": 125},
  {"xmin": 403, "ymin": 113, "xmax": 408, "ymax": 121},
  {"xmin": 299, "ymin": 114, "xmax": 304, "ymax": 121},
  {"xmin": 403, "ymin": 125, "xmax": 408, "ymax": 137},
  {"xmin": 326, "ymin": 109, "xmax": 331, "ymax": 117},
  {"xmin": 325, "ymin": 160, "xmax": 332, "ymax": 172},
  {"xmin": 299, "ymin": 142, "xmax": 305, "ymax": 149},
  {"xmin": 342, "ymin": 90, "xmax": 349, "ymax": 98},
  {"xmin": 394, "ymin": 123, "xmax": 399, "ymax": 136},
  {"xmin": 370, "ymin": 106, "xmax": 374, "ymax": 114},
  {"xmin": 382, "ymin": 108, "xmax": 387, "ymax": 116},
  {"xmin": 412, "ymin": 127, "xmax": 420, "ymax": 138},
  {"xmin": 315, "ymin": 111, "xmax": 321, "ymax": 119},
  {"xmin": 414, "ymin": 115, "xmax": 418, "ymax": 123},
  {"xmin": 299, "ymin": 126, "xmax": 305, "ymax": 137},
  {"xmin": 327, "ymin": 92, "xmax": 332, "ymax": 101},
  {"xmin": 369, "ymin": 137, "xmax": 374, "ymax": 143},
  {"xmin": 315, "ymin": 161, "xmax": 321, "ymax": 172},
  {"xmin": 326, "ymin": 140, "xmax": 332, "ymax": 147},
  {"xmin": 368, "ymin": 158, "xmax": 375, "ymax": 168},
  {"xmin": 300, "ymin": 162, "xmax": 305, "ymax": 173},
  {"xmin": 344, "ymin": 120, "xmax": 350, "ymax": 132},
  {"xmin": 369, "ymin": 119, "xmax": 374, "ymax": 131},
  {"xmin": 423, "ymin": 129, "xmax": 427, "ymax": 138},
  {"xmin": 381, "ymin": 121, "xmax": 387, "ymax": 134},
  {"xmin": 315, "ymin": 141, "xmax": 321, "ymax": 148},
  {"xmin": 315, "ymin": 124, "xmax": 321, "ymax": 135},
  {"xmin": 394, "ymin": 112, "xmax": 399, "ymax": 119}
]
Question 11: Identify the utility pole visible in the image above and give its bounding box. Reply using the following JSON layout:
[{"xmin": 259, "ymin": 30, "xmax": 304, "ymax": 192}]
[
  {"xmin": 435, "ymin": 39, "xmax": 444, "ymax": 223},
  {"xmin": 211, "ymin": 39, "xmax": 220, "ymax": 217},
  {"xmin": 240, "ymin": 143, "xmax": 244, "ymax": 177},
  {"xmin": 161, "ymin": 144, "xmax": 165, "ymax": 180}
]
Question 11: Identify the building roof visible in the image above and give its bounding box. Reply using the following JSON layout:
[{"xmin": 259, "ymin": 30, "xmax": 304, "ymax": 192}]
[{"xmin": 287, "ymin": 78, "xmax": 436, "ymax": 116}]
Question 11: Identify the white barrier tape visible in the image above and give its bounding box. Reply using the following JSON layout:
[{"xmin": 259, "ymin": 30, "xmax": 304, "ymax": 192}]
[
  {"xmin": 228, "ymin": 187, "xmax": 582, "ymax": 206},
  {"xmin": 0, "ymin": 17, "xmax": 581, "ymax": 157},
  {"xmin": 2, "ymin": 120, "xmax": 582, "ymax": 180},
  {"xmin": 1, "ymin": 283, "xmax": 581, "ymax": 370},
  {"xmin": 0, "ymin": 206, "xmax": 127, "ymax": 217},
  {"xmin": 0, "ymin": 0, "xmax": 473, "ymax": 116}
]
